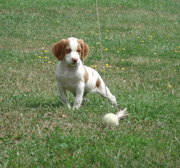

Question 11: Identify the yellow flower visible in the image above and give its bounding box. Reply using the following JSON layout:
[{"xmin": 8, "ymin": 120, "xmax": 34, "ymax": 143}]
[
  {"xmin": 169, "ymin": 85, "xmax": 172, "ymax": 88},
  {"xmin": 175, "ymin": 50, "xmax": 178, "ymax": 53},
  {"xmin": 137, "ymin": 36, "xmax": 140, "ymax": 39},
  {"xmin": 138, "ymin": 26, "xmax": 142, "ymax": 28},
  {"xmin": 48, "ymin": 61, "xmax": 51, "ymax": 64},
  {"xmin": 122, "ymin": 68, "xmax": 125, "ymax": 71},
  {"xmin": 44, "ymin": 56, "xmax": 47, "ymax": 59},
  {"xmin": 107, "ymin": 30, "xmax": 109, "ymax": 32},
  {"xmin": 90, "ymin": 10, "xmax": 92, "ymax": 12},
  {"xmin": 141, "ymin": 40, "xmax": 144, "ymax": 43},
  {"xmin": 149, "ymin": 35, "xmax": 153, "ymax": 39},
  {"xmin": 91, "ymin": 65, "xmax": 95, "ymax": 68},
  {"xmin": 106, "ymin": 26, "xmax": 108, "ymax": 28},
  {"xmin": 122, "ymin": 47, "xmax": 125, "ymax": 51},
  {"xmin": 97, "ymin": 42, "xmax": 101, "ymax": 45},
  {"xmin": 179, "ymin": 46, "xmax": 180, "ymax": 49},
  {"xmin": 38, "ymin": 56, "xmax": 41, "ymax": 59},
  {"xmin": 105, "ymin": 64, "xmax": 109, "ymax": 67},
  {"xmin": 117, "ymin": 50, "xmax": 120, "ymax": 53},
  {"xmin": 101, "ymin": 70, "xmax": 104, "ymax": 72},
  {"xmin": 94, "ymin": 65, "xmax": 97, "ymax": 68},
  {"xmin": 56, "ymin": 20, "xmax": 59, "ymax": 23},
  {"xmin": 121, "ymin": 59, "xmax": 124, "ymax": 62},
  {"xmin": 174, "ymin": 69, "xmax": 176, "ymax": 72},
  {"xmin": 44, "ymin": 50, "xmax": 48, "ymax": 53},
  {"xmin": 104, "ymin": 48, "xmax": 108, "ymax": 51}
]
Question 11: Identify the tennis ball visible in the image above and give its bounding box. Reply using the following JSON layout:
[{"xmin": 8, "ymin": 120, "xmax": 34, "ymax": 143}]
[
  {"xmin": 102, "ymin": 108, "xmax": 129, "ymax": 128},
  {"xmin": 102, "ymin": 113, "xmax": 119, "ymax": 127}
]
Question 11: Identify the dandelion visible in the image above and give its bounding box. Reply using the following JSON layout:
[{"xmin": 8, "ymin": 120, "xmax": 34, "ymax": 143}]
[
  {"xmin": 90, "ymin": 10, "xmax": 92, "ymax": 12},
  {"xmin": 44, "ymin": 50, "xmax": 48, "ymax": 53},
  {"xmin": 141, "ymin": 40, "xmax": 144, "ymax": 43},
  {"xmin": 122, "ymin": 47, "xmax": 125, "ymax": 51},
  {"xmin": 137, "ymin": 36, "xmax": 140, "ymax": 39},
  {"xmin": 174, "ymin": 69, "xmax": 176, "ymax": 72},
  {"xmin": 97, "ymin": 42, "xmax": 101, "ymax": 45},
  {"xmin": 38, "ymin": 56, "xmax": 41, "ymax": 59},
  {"xmin": 106, "ymin": 26, "xmax": 108, "ymax": 28},
  {"xmin": 105, "ymin": 64, "xmax": 109, "ymax": 67},
  {"xmin": 175, "ymin": 50, "xmax": 178, "ymax": 53},
  {"xmin": 107, "ymin": 30, "xmax": 109, "ymax": 32},
  {"xmin": 104, "ymin": 48, "xmax": 108, "ymax": 51},
  {"xmin": 91, "ymin": 65, "xmax": 95, "ymax": 68},
  {"xmin": 149, "ymin": 35, "xmax": 153, "ymax": 39},
  {"xmin": 179, "ymin": 46, "xmax": 180, "ymax": 49},
  {"xmin": 48, "ymin": 61, "xmax": 51, "ymax": 64},
  {"xmin": 117, "ymin": 50, "xmax": 120, "ymax": 53},
  {"xmin": 44, "ymin": 56, "xmax": 48, "ymax": 59},
  {"xmin": 122, "ymin": 68, "xmax": 125, "ymax": 71},
  {"xmin": 56, "ymin": 20, "xmax": 59, "ymax": 23},
  {"xmin": 121, "ymin": 59, "xmax": 124, "ymax": 62},
  {"xmin": 94, "ymin": 65, "xmax": 97, "ymax": 68},
  {"xmin": 169, "ymin": 85, "xmax": 172, "ymax": 88}
]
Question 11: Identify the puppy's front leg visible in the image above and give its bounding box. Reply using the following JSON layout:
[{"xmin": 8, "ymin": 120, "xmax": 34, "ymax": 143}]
[
  {"xmin": 57, "ymin": 83, "xmax": 71, "ymax": 109},
  {"xmin": 73, "ymin": 83, "xmax": 84, "ymax": 110}
]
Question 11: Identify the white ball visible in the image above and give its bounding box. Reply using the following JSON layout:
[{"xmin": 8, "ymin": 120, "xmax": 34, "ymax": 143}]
[{"xmin": 102, "ymin": 113, "xmax": 119, "ymax": 127}]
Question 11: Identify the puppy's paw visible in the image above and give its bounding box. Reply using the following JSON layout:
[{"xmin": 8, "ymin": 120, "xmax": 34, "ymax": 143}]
[{"xmin": 111, "ymin": 96, "xmax": 117, "ymax": 106}]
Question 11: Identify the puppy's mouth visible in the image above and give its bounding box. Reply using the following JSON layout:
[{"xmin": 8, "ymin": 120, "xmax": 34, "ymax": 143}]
[{"xmin": 71, "ymin": 61, "xmax": 78, "ymax": 66}]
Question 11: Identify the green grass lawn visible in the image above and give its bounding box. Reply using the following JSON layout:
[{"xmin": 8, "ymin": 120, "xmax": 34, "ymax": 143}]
[{"xmin": 0, "ymin": 0, "xmax": 180, "ymax": 167}]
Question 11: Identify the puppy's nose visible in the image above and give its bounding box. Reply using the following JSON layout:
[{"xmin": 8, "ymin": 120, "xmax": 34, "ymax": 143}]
[{"xmin": 72, "ymin": 58, "xmax": 78, "ymax": 63}]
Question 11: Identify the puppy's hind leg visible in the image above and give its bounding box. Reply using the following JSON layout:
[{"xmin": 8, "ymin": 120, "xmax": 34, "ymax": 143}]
[{"xmin": 95, "ymin": 80, "xmax": 117, "ymax": 106}]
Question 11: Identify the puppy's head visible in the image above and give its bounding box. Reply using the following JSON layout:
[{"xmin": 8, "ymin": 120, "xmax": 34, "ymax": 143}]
[{"xmin": 52, "ymin": 37, "xmax": 89, "ymax": 66}]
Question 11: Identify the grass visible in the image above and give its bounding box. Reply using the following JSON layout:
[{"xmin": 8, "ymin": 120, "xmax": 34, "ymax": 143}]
[{"xmin": 0, "ymin": 0, "xmax": 180, "ymax": 167}]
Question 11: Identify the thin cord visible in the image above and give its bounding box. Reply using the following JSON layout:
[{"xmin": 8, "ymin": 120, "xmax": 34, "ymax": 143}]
[{"xmin": 96, "ymin": 0, "xmax": 109, "ymax": 111}]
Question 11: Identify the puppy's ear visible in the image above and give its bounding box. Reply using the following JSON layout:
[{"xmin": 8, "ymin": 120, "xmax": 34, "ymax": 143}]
[
  {"xmin": 77, "ymin": 39, "xmax": 89, "ymax": 63},
  {"xmin": 52, "ymin": 39, "xmax": 68, "ymax": 60}
]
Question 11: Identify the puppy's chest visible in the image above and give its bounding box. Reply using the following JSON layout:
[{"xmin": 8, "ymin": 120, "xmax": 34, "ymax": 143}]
[{"xmin": 56, "ymin": 69, "xmax": 84, "ymax": 91}]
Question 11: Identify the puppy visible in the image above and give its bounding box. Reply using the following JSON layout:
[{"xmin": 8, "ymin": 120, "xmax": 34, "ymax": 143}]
[{"xmin": 52, "ymin": 37, "xmax": 117, "ymax": 109}]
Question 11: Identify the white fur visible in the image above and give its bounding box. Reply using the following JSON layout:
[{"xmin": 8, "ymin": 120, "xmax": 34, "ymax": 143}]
[{"xmin": 54, "ymin": 37, "xmax": 117, "ymax": 109}]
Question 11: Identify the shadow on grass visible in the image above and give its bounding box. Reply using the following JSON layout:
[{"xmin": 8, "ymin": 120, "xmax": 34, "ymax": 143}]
[{"xmin": 26, "ymin": 100, "xmax": 63, "ymax": 108}]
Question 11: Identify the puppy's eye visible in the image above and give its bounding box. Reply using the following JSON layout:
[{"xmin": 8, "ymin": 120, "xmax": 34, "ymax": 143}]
[
  {"xmin": 66, "ymin": 49, "xmax": 71, "ymax": 53},
  {"xmin": 77, "ymin": 50, "xmax": 81, "ymax": 53}
]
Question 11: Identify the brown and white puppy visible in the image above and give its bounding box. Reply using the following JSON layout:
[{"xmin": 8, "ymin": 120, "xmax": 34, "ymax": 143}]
[{"xmin": 52, "ymin": 37, "xmax": 117, "ymax": 109}]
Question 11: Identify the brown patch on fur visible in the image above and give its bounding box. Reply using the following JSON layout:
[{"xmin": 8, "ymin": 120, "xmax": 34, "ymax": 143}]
[
  {"xmin": 77, "ymin": 39, "xmax": 89, "ymax": 63},
  {"xmin": 96, "ymin": 78, "xmax": 101, "ymax": 88},
  {"xmin": 91, "ymin": 70, "xmax": 94, "ymax": 76},
  {"xmin": 83, "ymin": 66, "xmax": 89, "ymax": 83},
  {"xmin": 52, "ymin": 39, "xmax": 70, "ymax": 60}
]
